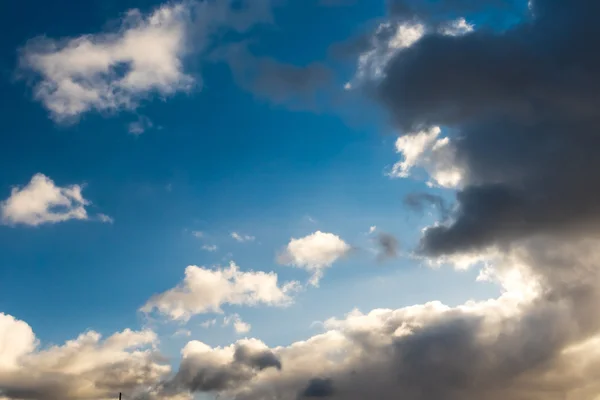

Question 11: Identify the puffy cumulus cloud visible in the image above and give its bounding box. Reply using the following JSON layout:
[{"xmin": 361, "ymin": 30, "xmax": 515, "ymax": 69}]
[
  {"xmin": 0, "ymin": 173, "xmax": 110, "ymax": 226},
  {"xmin": 18, "ymin": 0, "xmax": 274, "ymax": 122},
  {"xmin": 141, "ymin": 262, "xmax": 299, "ymax": 321},
  {"xmin": 390, "ymin": 126, "xmax": 464, "ymax": 188},
  {"xmin": 0, "ymin": 313, "xmax": 175, "ymax": 400},
  {"xmin": 375, "ymin": 0, "xmax": 600, "ymax": 257},
  {"xmin": 278, "ymin": 231, "xmax": 351, "ymax": 286},
  {"xmin": 162, "ymin": 338, "xmax": 281, "ymax": 394},
  {"xmin": 154, "ymin": 235, "xmax": 600, "ymax": 400}
]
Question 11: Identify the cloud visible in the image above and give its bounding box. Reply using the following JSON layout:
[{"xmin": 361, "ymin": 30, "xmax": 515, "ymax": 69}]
[
  {"xmin": 18, "ymin": 0, "xmax": 275, "ymax": 123},
  {"xmin": 191, "ymin": 231, "xmax": 204, "ymax": 238},
  {"xmin": 0, "ymin": 313, "xmax": 175, "ymax": 400},
  {"xmin": 128, "ymin": 115, "xmax": 154, "ymax": 135},
  {"xmin": 157, "ymin": 236, "xmax": 600, "ymax": 399},
  {"xmin": 300, "ymin": 378, "xmax": 335, "ymax": 398},
  {"xmin": 374, "ymin": 233, "xmax": 400, "ymax": 261},
  {"xmin": 0, "ymin": 173, "xmax": 110, "ymax": 226},
  {"xmin": 345, "ymin": 21, "xmax": 425, "ymax": 89},
  {"xmin": 97, "ymin": 213, "xmax": 115, "ymax": 224},
  {"xmin": 368, "ymin": 226, "xmax": 377, "ymax": 234},
  {"xmin": 390, "ymin": 126, "xmax": 463, "ymax": 188},
  {"xmin": 141, "ymin": 262, "xmax": 299, "ymax": 321},
  {"xmin": 231, "ymin": 232, "xmax": 256, "ymax": 243},
  {"xmin": 202, "ymin": 244, "xmax": 218, "ymax": 252},
  {"xmin": 278, "ymin": 231, "xmax": 351, "ymax": 286},
  {"xmin": 19, "ymin": 2, "xmax": 194, "ymax": 122},
  {"xmin": 217, "ymin": 43, "xmax": 332, "ymax": 109},
  {"xmin": 223, "ymin": 314, "xmax": 252, "ymax": 334},
  {"xmin": 375, "ymin": 0, "xmax": 600, "ymax": 257},
  {"xmin": 163, "ymin": 338, "xmax": 281, "ymax": 394}
]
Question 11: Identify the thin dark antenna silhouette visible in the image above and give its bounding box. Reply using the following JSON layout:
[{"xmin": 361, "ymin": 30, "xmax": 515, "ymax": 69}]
[{"xmin": 119, "ymin": 393, "xmax": 122, "ymax": 400}]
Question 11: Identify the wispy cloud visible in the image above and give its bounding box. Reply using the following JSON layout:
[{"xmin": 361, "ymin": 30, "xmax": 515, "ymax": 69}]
[{"xmin": 231, "ymin": 232, "xmax": 255, "ymax": 243}]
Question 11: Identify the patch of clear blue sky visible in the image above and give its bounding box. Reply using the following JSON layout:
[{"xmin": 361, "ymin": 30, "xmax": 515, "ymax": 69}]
[{"xmin": 0, "ymin": 0, "xmax": 515, "ymax": 350}]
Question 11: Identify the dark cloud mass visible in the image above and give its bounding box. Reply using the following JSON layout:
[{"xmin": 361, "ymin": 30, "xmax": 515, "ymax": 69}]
[
  {"xmin": 379, "ymin": 0, "xmax": 600, "ymax": 256},
  {"xmin": 375, "ymin": 232, "xmax": 400, "ymax": 261},
  {"xmin": 300, "ymin": 378, "xmax": 335, "ymax": 398}
]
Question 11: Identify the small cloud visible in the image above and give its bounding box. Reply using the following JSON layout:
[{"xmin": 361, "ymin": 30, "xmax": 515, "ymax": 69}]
[
  {"xmin": 278, "ymin": 231, "xmax": 351, "ymax": 286},
  {"xmin": 375, "ymin": 233, "xmax": 400, "ymax": 262},
  {"xmin": 368, "ymin": 226, "xmax": 377, "ymax": 234},
  {"xmin": 223, "ymin": 314, "xmax": 251, "ymax": 334},
  {"xmin": 202, "ymin": 244, "xmax": 218, "ymax": 252},
  {"xmin": 0, "ymin": 173, "xmax": 105, "ymax": 226},
  {"xmin": 200, "ymin": 319, "xmax": 217, "ymax": 328},
  {"xmin": 231, "ymin": 232, "xmax": 255, "ymax": 243},
  {"xmin": 191, "ymin": 231, "xmax": 204, "ymax": 239},
  {"xmin": 173, "ymin": 329, "xmax": 191, "ymax": 338},
  {"xmin": 128, "ymin": 115, "xmax": 153, "ymax": 135},
  {"xmin": 305, "ymin": 215, "xmax": 318, "ymax": 224},
  {"xmin": 97, "ymin": 213, "xmax": 114, "ymax": 224}
]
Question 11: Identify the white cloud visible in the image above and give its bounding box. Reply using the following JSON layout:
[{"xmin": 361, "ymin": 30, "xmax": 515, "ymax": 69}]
[
  {"xmin": 141, "ymin": 262, "xmax": 299, "ymax": 321},
  {"xmin": 0, "ymin": 313, "xmax": 175, "ymax": 400},
  {"xmin": 278, "ymin": 231, "xmax": 351, "ymax": 286},
  {"xmin": 390, "ymin": 126, "xmax": 464, "ymax": 188},
  {"xmin": 224, "ymin": 314, "xmax": 252, "ymax": 334},
  {"xmin": 231, "ymin": 232, "xmax": 255, "ymax": 242},
  {"xmin": 20, "ymin": 3, "xmax": 194, "ymax": 122},
  {"xmin": 128, "ymin": 115, "xmax": 154, "ymax": 135},
  {"xmin": 368, "ymin": 226, "xmax": 377, "ymax": 234},
  {"xmin": 439, "ymin": 17, "xmax": 475, "ymax": 36},
  {"xmin": 191, "ymin": 230, "xmax": 204, "ymax": 238},
  {"xmin": 347, "ymin": 17, "xmax": 474, "ymax": 89},
  {"xmin": 202, "ymin": 244, "xmax": 218, "ymax": 252},
  {"xmin": 345, "ymin": 21, "xmax": 425, "ymax": 89},
  {"xmin": 0, "ymin": 173, "xmax": 110, "ymax": 226}
]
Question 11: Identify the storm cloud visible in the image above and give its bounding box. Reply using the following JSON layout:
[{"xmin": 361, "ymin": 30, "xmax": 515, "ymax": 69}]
[{"xmin": 378, "ymin": 0, "xmax": 600, "ymax": 256}]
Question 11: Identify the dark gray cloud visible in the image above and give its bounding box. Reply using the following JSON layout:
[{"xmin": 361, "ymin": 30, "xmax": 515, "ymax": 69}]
[
  {"xmin": 234, "ymin": 343, "xmax": 282, "ymax": 371},
  {"xmin": 375, "ymin": 232, "xmax": 400, "ymax": 261},
  {"xmin": 387, "ymin": 0, "xmax": 525, "ymax": 26},
  {"xmin": 404, "ymin": 192, "xmax": 449, "ymax": 218},
  {"xmin": 165, "ymin": 342, "xmax": 281, "ymax": 394},
  {"xmin": 378, "ymin": 0, "xmax": 600, "ymax": 256},
  {"xmin": 299, "ymin": 378, "xmax": 335, "ymax": 397},
  {"xmin": 215, "ymin": 43, "xmax": 333, "ymax": 109}
]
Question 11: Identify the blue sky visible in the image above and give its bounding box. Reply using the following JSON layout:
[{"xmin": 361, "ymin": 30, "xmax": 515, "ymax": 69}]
[
  {"xmin": 0, "ymin": 0, "xmax": 498, "ymax": 347},
  {"xmin": 0, "ymin": 1, "xmax": 558, "ymax": 399}
]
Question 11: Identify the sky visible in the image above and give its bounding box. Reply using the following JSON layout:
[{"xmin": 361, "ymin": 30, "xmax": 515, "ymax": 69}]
[{"xmin": 2, "ymin": 1, "xmax": 600, "ymax": 400}]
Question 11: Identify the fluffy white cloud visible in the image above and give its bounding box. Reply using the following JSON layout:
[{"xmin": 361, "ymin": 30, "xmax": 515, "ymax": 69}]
[
  {"xmin": 278, "ymin": 231, "xmax": 351, "ymax": 286},
  {"xmin": 141, "ymin": 262, "xmax": 299, "ymax": 321},
  {"xmin": 231, "ymin": 232, "xmax": 255, "ymax": 243},
  {"xmin": 0, "ymin": 314, "xmax": 174, "ymax": 400},
  {"xmin": 390, "ymin": 126, "xmax": 464, "ymax": 188},
  {"xmin": 0, "ymin": 173, "xmax": 110, "ymax": 226},
  {"xmin": 20, "ymin": 3, "xmax": 194, "ymax": 122}
]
